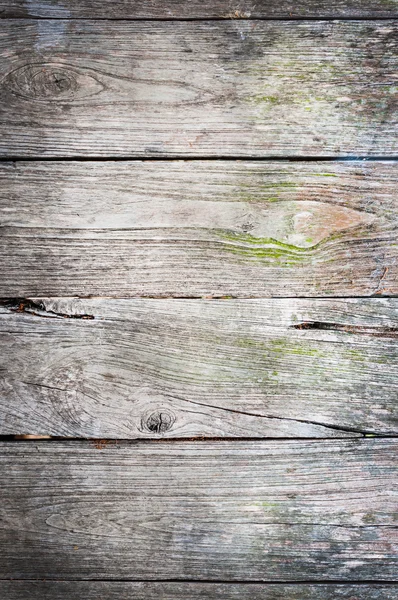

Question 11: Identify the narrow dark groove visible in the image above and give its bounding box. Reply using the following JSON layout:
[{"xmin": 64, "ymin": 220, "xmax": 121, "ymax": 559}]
[
  {"xmin": 0, "ymin": 577, "xmax": 397, "ymax": 584},
  {"xmin": 0, "ymin": 435, "xmax": 395, "ymax": 442},
  {"xmin": 0, "ymin": 298, "xmax": 94, "ymax": 320},
  {"xmin": 1, "ymin": 16, "xmax": 398, "ymax": 22},
  {"xmin": 1, "ymin": 295, "xmax": 398, "ymax": 301},
  {"xmin": 1, "ymin": 155, "xmax": 398, "ymax": 163},
  {"xmin": 293, "ymin": 321, "xmax": 398, "ymax": 338},
  {"xmin": 168, "ymin": 393, "xmax": 367, "ymax": 436}
]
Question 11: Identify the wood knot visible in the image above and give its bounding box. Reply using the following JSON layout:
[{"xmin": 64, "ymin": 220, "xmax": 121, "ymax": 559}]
[
  {"xmin": 142, "ymin": 409, "xmax": 175, "ymax": 434},
  {"xmin": 3, "ymin": 63, "xmax": 104, "ymax": 102}
]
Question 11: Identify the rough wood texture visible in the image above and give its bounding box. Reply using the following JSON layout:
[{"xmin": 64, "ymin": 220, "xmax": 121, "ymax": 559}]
[
  {"xmin": 2, "ymin": 0, "xmax": 398, "ymax": 19},
  {"xmin": 1, "ymin": 582, "xmax": 397, "ymax": 600},
  {"xmin": 1, "ymin": 297, "xmax": 398, "ymax": 437},
  {"xmin": 1, "ymin": 160, "xmax": 397, "ymax": 297},
  {"xmin": 1, "ymin": 21, "xmax": 398, "ymax": 157},
  {"xmin": 0, "ymin": 440, "xmax": 396, "ymax": 580}
]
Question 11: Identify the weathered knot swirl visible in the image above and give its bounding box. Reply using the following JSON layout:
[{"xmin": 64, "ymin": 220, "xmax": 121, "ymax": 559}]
[{"xmin": 3, "ymin": 62, "xmax": 104, "ymax": 102}]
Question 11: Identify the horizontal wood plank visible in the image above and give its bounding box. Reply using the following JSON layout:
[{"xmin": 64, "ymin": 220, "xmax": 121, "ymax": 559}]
[
  {"xmin": 1, "ymin": 297, "xmax": 398, "ymax": 437},
  {"xmin": 0, "ymin": 439, "xmax": 396, "ymax": 580},
  {"xmin": 1, "ymin": 582, "xmax": 397, "ymax": 600},
  {"xmin": 1, "ymin": 160, "xmax": 398, "ymax": 297},
  {"xmin": 1, "ymin": 21, "xmax": 398, "ymax": 157},
  {"xmin": 3, "ymin": 1, "xmax": 398, "ymax": 19}
]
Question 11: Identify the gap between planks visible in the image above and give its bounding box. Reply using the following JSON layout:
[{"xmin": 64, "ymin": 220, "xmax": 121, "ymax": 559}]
[{"xmin": 2, "ymin": 157, "xmax": 398, "ymax": 162}]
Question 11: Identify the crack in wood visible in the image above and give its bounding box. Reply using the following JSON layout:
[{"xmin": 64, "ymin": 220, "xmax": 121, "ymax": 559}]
[
  {"xmin": 169, "ymin": 395, "xmax": 366, "ymax": 436},
  {"xmin": 293, "ymin": 322, "xmax": 398, "ymax": 338}
]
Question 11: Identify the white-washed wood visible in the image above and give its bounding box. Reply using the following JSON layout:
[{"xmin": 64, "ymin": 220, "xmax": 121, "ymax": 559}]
[
  {"xmin": 3, "ymin": 0, "xmax": 398, "ymax": 19},
  {"xmin": 0, "ymin": 440, "xmax": 396, "ymax": 580},
  {"xmin": 0, "ymin": 21, "xmax": 398, "ymax": 157},
  {"xmin": 1, "ymin": 160, "xmax": 397, "ymax": 297},
  {"xmin": 1, "ymin": 297, "xmax": 398, "ymax": 437},
  {"xmin": 1, "ymin": 582, "xmax": 397, "ymax": 600}
]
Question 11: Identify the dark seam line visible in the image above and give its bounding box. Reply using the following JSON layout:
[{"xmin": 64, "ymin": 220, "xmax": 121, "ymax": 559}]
[
  {"xmin": 0, "ymin": 436, "xmax": 395, "ymax": 442},
  {"xmin": 1, "ymin": 156, "xmax": 398, "ymax": 163},
  {"xmin": 0, "ymin": 578, "xmax": 397, "ymax": 584},
  {"xmin": 2, "ymin": 16, "xmax": 398, "ymax": 21},
  {"xmin": 1, "ymin": 296, "xmax": 398, "ymax": 300}
]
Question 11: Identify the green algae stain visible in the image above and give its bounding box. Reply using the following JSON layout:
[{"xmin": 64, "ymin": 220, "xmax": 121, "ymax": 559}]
[
  {"xmin": 313, "ymin": 173, "xmax": 338, "ymax": 177},
  {"xmin": 236, "ymin": 336, "xmax": 324, "ymax": 359},
  {"xmin": 260, "ymin": 501, "xmax": 279, "ymax": 509},
  {"xmin": 236, "ymin": 337, "xmax": 265, "ymax": 349},
  {"xmin": 217, "ymin": 230, "xmax": 314, "ymax": 265},
  {"xmin": 236, "ymin": 181, "xmax": 298, "ymax": 205},
  {"xmin": 255, "ymin": 95, "xmax": 280, "ymax": 104},
  {"xmin": 344, "ymin": 349, "xmax": 365, "ymax": 362},
  {"xmin": 269, "ymin": 338, "xmax": 324, "ymax": 358}
]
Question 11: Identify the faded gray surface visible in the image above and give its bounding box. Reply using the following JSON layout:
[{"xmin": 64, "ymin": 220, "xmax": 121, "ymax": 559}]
[
  {"xmin": 0, "ymin": 21, "xmax": 398, "ymax": 157},
  {"xmin": 1, "ymin": 160, "xmax": 396, "ymax": 297},
  {"xmin": 1, "ymin": 297, "xmax": 398, "ymax": 437},
  {"xmin": 1, "ymin": 582, "xmax": 398, "ymax": 600},
  {"xmin": 0, "ymin": 440, "xmax": 396, "ymax": 580},
  {"xmin": 3, "ymin": 0, "xmax": 398, "ymax": 18},
  {"xmin": 0, "ymin": 4, "xmax": 397, "ymax": 594}
]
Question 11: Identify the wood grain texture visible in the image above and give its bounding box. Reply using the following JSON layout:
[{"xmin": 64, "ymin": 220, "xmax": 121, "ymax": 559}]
[
  {"xmin": 1, "ymin": 297, "xmax": 398, "ymax": 437},
  {"xmin": 1, "ymin": 582, "xmax": 397, "ymax": 600},
  {"xmin": 1, "ymin": 21, "xmax": 398, "ymax": 157},
  {"xmin": 0, "ymin": 439, "xmax": 396, "ymax": 580},
  {"xmin": 3, "ymin": 1, "xmax": 398, "ymax": 19},
  {"xmin": 1, "ymin": 160, "xmax": 397, "ymax": 297}
]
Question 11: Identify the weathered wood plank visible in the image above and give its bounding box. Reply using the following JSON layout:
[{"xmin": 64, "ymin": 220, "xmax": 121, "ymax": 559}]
[
  {"xmin": 1, "ymin": 160, "xmax": 397, "ymax": 297},
  {"xmin": 0, "ymin": 440, "xmax": 396, "ymax": 580},
  {"xmin": 2, "ymin": 0, "xmax": 398, "ymax": 19},
  {"xmin": 1, "ymin": 297, "xmax": 398, "ymax": 437},
  {"xmin": 1, "ymin": 582, "xmax": 397, "ymax": 600},
  {"xmin": 1, "ymin": 21, "xmax": 398, "ymax": 157}
]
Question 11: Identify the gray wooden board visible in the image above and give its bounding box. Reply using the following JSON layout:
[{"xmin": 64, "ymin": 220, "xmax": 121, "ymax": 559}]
[
  {"xmin": 3, "ymin": 1, "xmax": 398, "ymax": 19},
  {"xmin": 1, "ymin": 297, "xmax": 398, "ymax": 437},
  {"xmin": 0, "ymin": 0, "xmax": 398, "ymax": 19},
  {"xmin": 1, "ymin": 21, "xmax": 398, "ymax": 157},
  {"xmin": 0, "ymin": 439, "xmax": 396, "ymax": 580},
  {"xmin": 1, "ymin": 582, "xmax": 398, "ymax": 600},
  {"xmin": 1, "ymin": 160, "xmax": 398, "ymax": 297}
]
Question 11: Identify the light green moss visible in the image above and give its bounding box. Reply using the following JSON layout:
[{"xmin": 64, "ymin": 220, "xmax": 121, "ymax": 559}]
[
  {"xmin": 270, "ymin": 338, "xmax": 324, "ymax": 357},
  {"xmin": 313, "ymin": 173, "xmax": 338, "ymax": 177},
  {"xmin": 344, "ymin": 349, "xmax": 365, "ymax": 362},
  {"xmin": 236, "ymin": 336, "xmax": 324, "ymax": 358},
  {"xmin": 217, "ymin": 230, "xmax": 314, "ymax": 265}
]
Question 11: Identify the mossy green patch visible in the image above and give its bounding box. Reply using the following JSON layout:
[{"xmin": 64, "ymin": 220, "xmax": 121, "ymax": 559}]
[
  {"xmin": 236, "ymin": 336, "xmax": 324, "ymax": 358},
  {"xmin": 217, "ymin": 230, "xmax": 314, "ymax": 265},
  {"xmin": 236, "ymin": 181, "xmax": 298, "ymax": 204},
  {"xmin": 269, "ymin": 338, "xmax": 324, "ymax": 358},
  {"xmin": 236, "ymin": 337, "xmax": 264, "ymax": 349},
  {"xmin": 344, "ymin": 349, "xmax": 365, "ymax": 362},
  {"xmin": 363, "ymin": 512, "xmax": 377, "ymax": 523},
  {"xmin": 313, "ymin": 173, "xmax": 338, "ymax": 177},
  {"xmin": 254, "ymin": 95, "xmax": 280, "ymax": 104}
]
